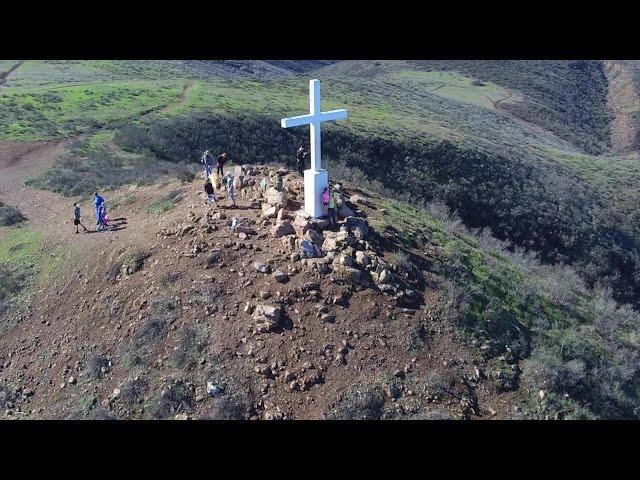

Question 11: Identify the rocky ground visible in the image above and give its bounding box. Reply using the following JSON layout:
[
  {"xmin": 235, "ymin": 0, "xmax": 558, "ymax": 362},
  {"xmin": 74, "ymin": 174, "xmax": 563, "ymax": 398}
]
[{"xmin": 0, "ymin": 164, "xmax": 518, "ymax": 420}]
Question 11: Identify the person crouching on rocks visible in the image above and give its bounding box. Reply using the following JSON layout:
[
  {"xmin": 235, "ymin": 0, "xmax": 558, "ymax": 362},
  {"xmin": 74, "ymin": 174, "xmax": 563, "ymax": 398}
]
[
  {"xmin": 73, "ymin": 203, "xmax": 88, "ymax": 234},
  {"xmin": 204, "ymin": 177, "xmax": 218, "ymax": 208}
]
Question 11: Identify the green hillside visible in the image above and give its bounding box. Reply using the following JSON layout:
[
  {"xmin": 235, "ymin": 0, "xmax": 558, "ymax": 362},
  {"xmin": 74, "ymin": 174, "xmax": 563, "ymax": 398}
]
[{"xmin": 3, "ymin": 59, "xmax": 640, "ymax": 310}]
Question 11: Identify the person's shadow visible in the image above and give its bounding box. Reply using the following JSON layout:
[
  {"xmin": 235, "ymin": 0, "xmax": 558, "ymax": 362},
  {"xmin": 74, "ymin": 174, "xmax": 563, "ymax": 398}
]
[{"xmin": 84, "ymin": 217, "xmax": 128, "ymax": 233}]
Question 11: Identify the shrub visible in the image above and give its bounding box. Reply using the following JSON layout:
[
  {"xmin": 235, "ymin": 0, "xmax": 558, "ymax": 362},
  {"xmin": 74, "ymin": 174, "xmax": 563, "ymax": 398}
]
[
  {"xmin": 150, "ymin": 379, "xmax": 194, "ymax": 419},
  {"xmin": 410, "ymin": 408, "xmax": 455, "ymax": 420},
  {"xmin": 205, "ymin": 394, "xmax": 252, "ymax": 420},
  {"xmin": 170, "ymin": 326, "xmax": 206, "ymax": 371},
  {"xmin": 118, "ymin": 377, "xmax": 149, "ymax": 407},
  {"xmin": 175, "ymin": 168, "xmax": 196, "ymax": 184},
  {"xmin": 326, "ymin": 388, "xmax": 385, "ymax": 420},
  {"xmin": 107, "ymin": 250, "xmax": 151, "ymax": 282},
  {"xmin": 0, "ymin": 201, "xmax": 26, "ymax": 226},
  {"xmin": 424, "ymin": 372, "xmax": 451, "ymax": 397},
  {"xmin": 0, "ymin": 382, "xmax": 15, "ymax": 409},
  {"xmin": 85, "ymin": 353, "xmax": 110, "ymax": 380},
  {"xmin": 145, "ymin": 189, "xmax": 183, "ymax": 216},
  {"xmin": 390, "ymin": 249, "xmax": 420, "ymax": 279}
]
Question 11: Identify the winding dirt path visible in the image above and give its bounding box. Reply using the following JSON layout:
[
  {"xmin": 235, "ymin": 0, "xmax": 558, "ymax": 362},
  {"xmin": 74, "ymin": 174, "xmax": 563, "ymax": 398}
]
[
  {"xmin": 159, "ymin": 80, "xmax": 195, "ymax": 114},
  {"xmin": 0, "ymin": 141, "xmax": 145, "ymax": 254},
  {"xmin": 0, "ymin": 61, "xmax": 23, "ymax": 87}
]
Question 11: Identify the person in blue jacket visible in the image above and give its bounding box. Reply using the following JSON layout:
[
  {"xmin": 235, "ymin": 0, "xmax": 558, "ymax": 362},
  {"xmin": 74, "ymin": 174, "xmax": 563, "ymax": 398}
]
[
  {"xmin": 94, "ymin": 192, "xmax": 105, "ymax": 230},
  {"xmin": 202, "ymin": 150, "xmax": 213, "ymax": 179}
]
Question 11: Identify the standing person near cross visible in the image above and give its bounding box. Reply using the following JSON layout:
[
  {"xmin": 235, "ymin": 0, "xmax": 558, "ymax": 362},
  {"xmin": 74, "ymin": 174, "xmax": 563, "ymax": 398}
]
[
  {"xmin": 281, "ymin": 79, "xmax": 348, "ymax": 218},
  {"xmin": 296, "ymin": 144, "xmax": 308, "ymax": 176},
  {"xmin": 216, "ymin": 152, "xmax": 228, "ymax": 177}
]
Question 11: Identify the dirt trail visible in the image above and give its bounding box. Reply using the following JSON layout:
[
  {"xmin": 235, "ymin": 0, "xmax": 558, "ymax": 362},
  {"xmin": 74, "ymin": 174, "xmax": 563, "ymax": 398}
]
[
  {"xmin": 160, "ymin": 81, "xmax": 195, "ymax": 114},
  {"xmin": 0, "ymin": 141, "xmax": 153, "ymax": 258},
  {"xmin": 0, "ymin": 61, "xmax": 23, "ymax": 87}
]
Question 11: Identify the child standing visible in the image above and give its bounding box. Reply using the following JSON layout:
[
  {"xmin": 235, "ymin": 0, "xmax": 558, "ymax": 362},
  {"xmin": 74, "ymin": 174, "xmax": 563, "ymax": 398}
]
[
  {"xmin": 204, "ymin": 178, "xmax": 218, "ymax": 207},
  {"xmin": 73, "ymin": 203, "xmax": 88, "ymax": 234},
  {"xmin": 321, "ymin": 186, "xmax": 330, "ymax": 218}
]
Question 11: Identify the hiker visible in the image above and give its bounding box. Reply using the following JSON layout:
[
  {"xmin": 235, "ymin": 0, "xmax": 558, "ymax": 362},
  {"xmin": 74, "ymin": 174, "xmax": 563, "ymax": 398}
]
[
  {"xmin": 204, "ymin": 177, "xmax": 218, "ymax": 207},
  {"xmin": 216, "ymin": 152, "xmax": 228, "ymax": 177},
  {"xmin": 327, "ymin": 185, "xmax": 339, "ymax": 226},
  {"xmin": 296, "ymin": 145, "xmax": 307, "ymax": 176},
  {"xmin": 94, "ymin": 192, "xmax": 105, "ymax": 229},
  {"xmin": 73, "ymin": 203, "xmax": 88, "ymax": 234},
  {"xmin": 202, "ymin": 149, "xmax": 214, "ymax": 179},
  {"xmin": 259, "ymin": 177, "xmax": 269, "ymax": 193},
  {"xmin": 226, "ymin": 174, "xmax": 236, "ymax": 207}
]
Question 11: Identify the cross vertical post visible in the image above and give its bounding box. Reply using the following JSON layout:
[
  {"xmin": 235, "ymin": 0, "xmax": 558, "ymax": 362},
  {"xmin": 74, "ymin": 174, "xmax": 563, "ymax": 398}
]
[{"xmin": 309, "ymin": 79, "xmax": 321, "ymax": 172}]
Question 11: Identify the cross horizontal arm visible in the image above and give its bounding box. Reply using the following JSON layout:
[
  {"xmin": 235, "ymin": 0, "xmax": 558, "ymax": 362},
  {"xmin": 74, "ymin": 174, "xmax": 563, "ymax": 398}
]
[
  {"xmin": 281, "ymin": 114, "xmax": 314, "ymax": 128},
  {"xmin": 319, "ymin": 109, "xmax": 348, "ymax": 122}
]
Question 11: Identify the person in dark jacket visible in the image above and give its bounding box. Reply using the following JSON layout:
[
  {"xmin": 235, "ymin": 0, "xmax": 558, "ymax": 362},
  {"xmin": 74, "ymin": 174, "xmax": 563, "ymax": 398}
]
[
  {"xmin": 204, "ymin": 178, "xmax": 217, "ymax": 207},
  {"xmin": 216, "ymin": 152, "xmax": 228, "ymax": 177},
  {"xmin": 296, "ymin": 145, "xmax": 307, "ymax": 176}
]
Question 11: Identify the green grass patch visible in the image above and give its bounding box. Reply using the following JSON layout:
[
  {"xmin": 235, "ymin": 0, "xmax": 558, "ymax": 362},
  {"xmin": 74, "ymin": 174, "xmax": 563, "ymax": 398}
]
[
  {"xmin": 391, "ymin": 69, "xmax": 521, "ymax": 109},
  {"xmin": 0, "ymin": 80, "xmax": 184, "ymax": 140},
  {"xmin": 0, "ymin": 225, "xmax": 44, "ymax": 268},
  {"xmin": 145, "ymin": 189, "xmax": 183, "ymax": 216}
]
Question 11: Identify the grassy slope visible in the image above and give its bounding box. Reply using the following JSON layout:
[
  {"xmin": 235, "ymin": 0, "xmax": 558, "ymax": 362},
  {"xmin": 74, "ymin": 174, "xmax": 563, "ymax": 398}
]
[{"xmin": 376, "ymin": 198, "xmax": 640, "ymax": 419}]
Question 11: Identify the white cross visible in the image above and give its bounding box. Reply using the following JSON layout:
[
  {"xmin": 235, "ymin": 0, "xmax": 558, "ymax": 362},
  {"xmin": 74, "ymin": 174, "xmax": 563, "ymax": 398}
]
[
  {"xmin": 281, "ymin": 79, "xmax": 347, "ymax": 173},
  {"xmin": 281, "ymin": 79, "xmax": 347, "ymax": 218}
]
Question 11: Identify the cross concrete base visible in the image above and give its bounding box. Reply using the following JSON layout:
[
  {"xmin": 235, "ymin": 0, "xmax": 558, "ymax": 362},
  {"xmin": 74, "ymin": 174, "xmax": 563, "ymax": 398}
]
[{"xmin": 304, "ymin": 168, "xmax": 328, "ymax": 218}]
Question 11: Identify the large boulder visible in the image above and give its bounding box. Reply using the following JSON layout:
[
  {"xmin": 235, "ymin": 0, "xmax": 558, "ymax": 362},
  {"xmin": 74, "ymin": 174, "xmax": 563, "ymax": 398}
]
[
  {"xmin": 293, "ymin": 211, "xmax": 313, "ymax": 237},
  {"xmin": 262, "ymin": 204, "xmax": 278, "ymax": 219},
  {"xmin": 265, "ymin": 187, "xmax": 288, "ymax": 209},
  {"xmin": 322, "ymin": 230, "xmax": 351, "ymax": 252},
  {"xmin": 333, "ymin": 265, "xmax": 369, "ymax": 287},
  {"xmin": 252, "ymin": 304, "xmax": 283, "ymax": 333},
  {"xmin": 350, "ymin": 194, "xmax": 371, "ymax": 206},
  {"xmin": 254, "ymin": 262, "xmax": 271, "ymax": 274},
  {"xmin": 355, "ymin": 251, "xmax": 371, "ymax": 268},
  {"xmin": 304, "ymin": 229, "xmax": 323, "ymax": 247},
  {"xmin": 270, "ymin": 220, "xmax": 295, "ymax": 238},
  {"xmin": 345, "ymin": 217, "xmax": 368, "ymax": 241}
]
